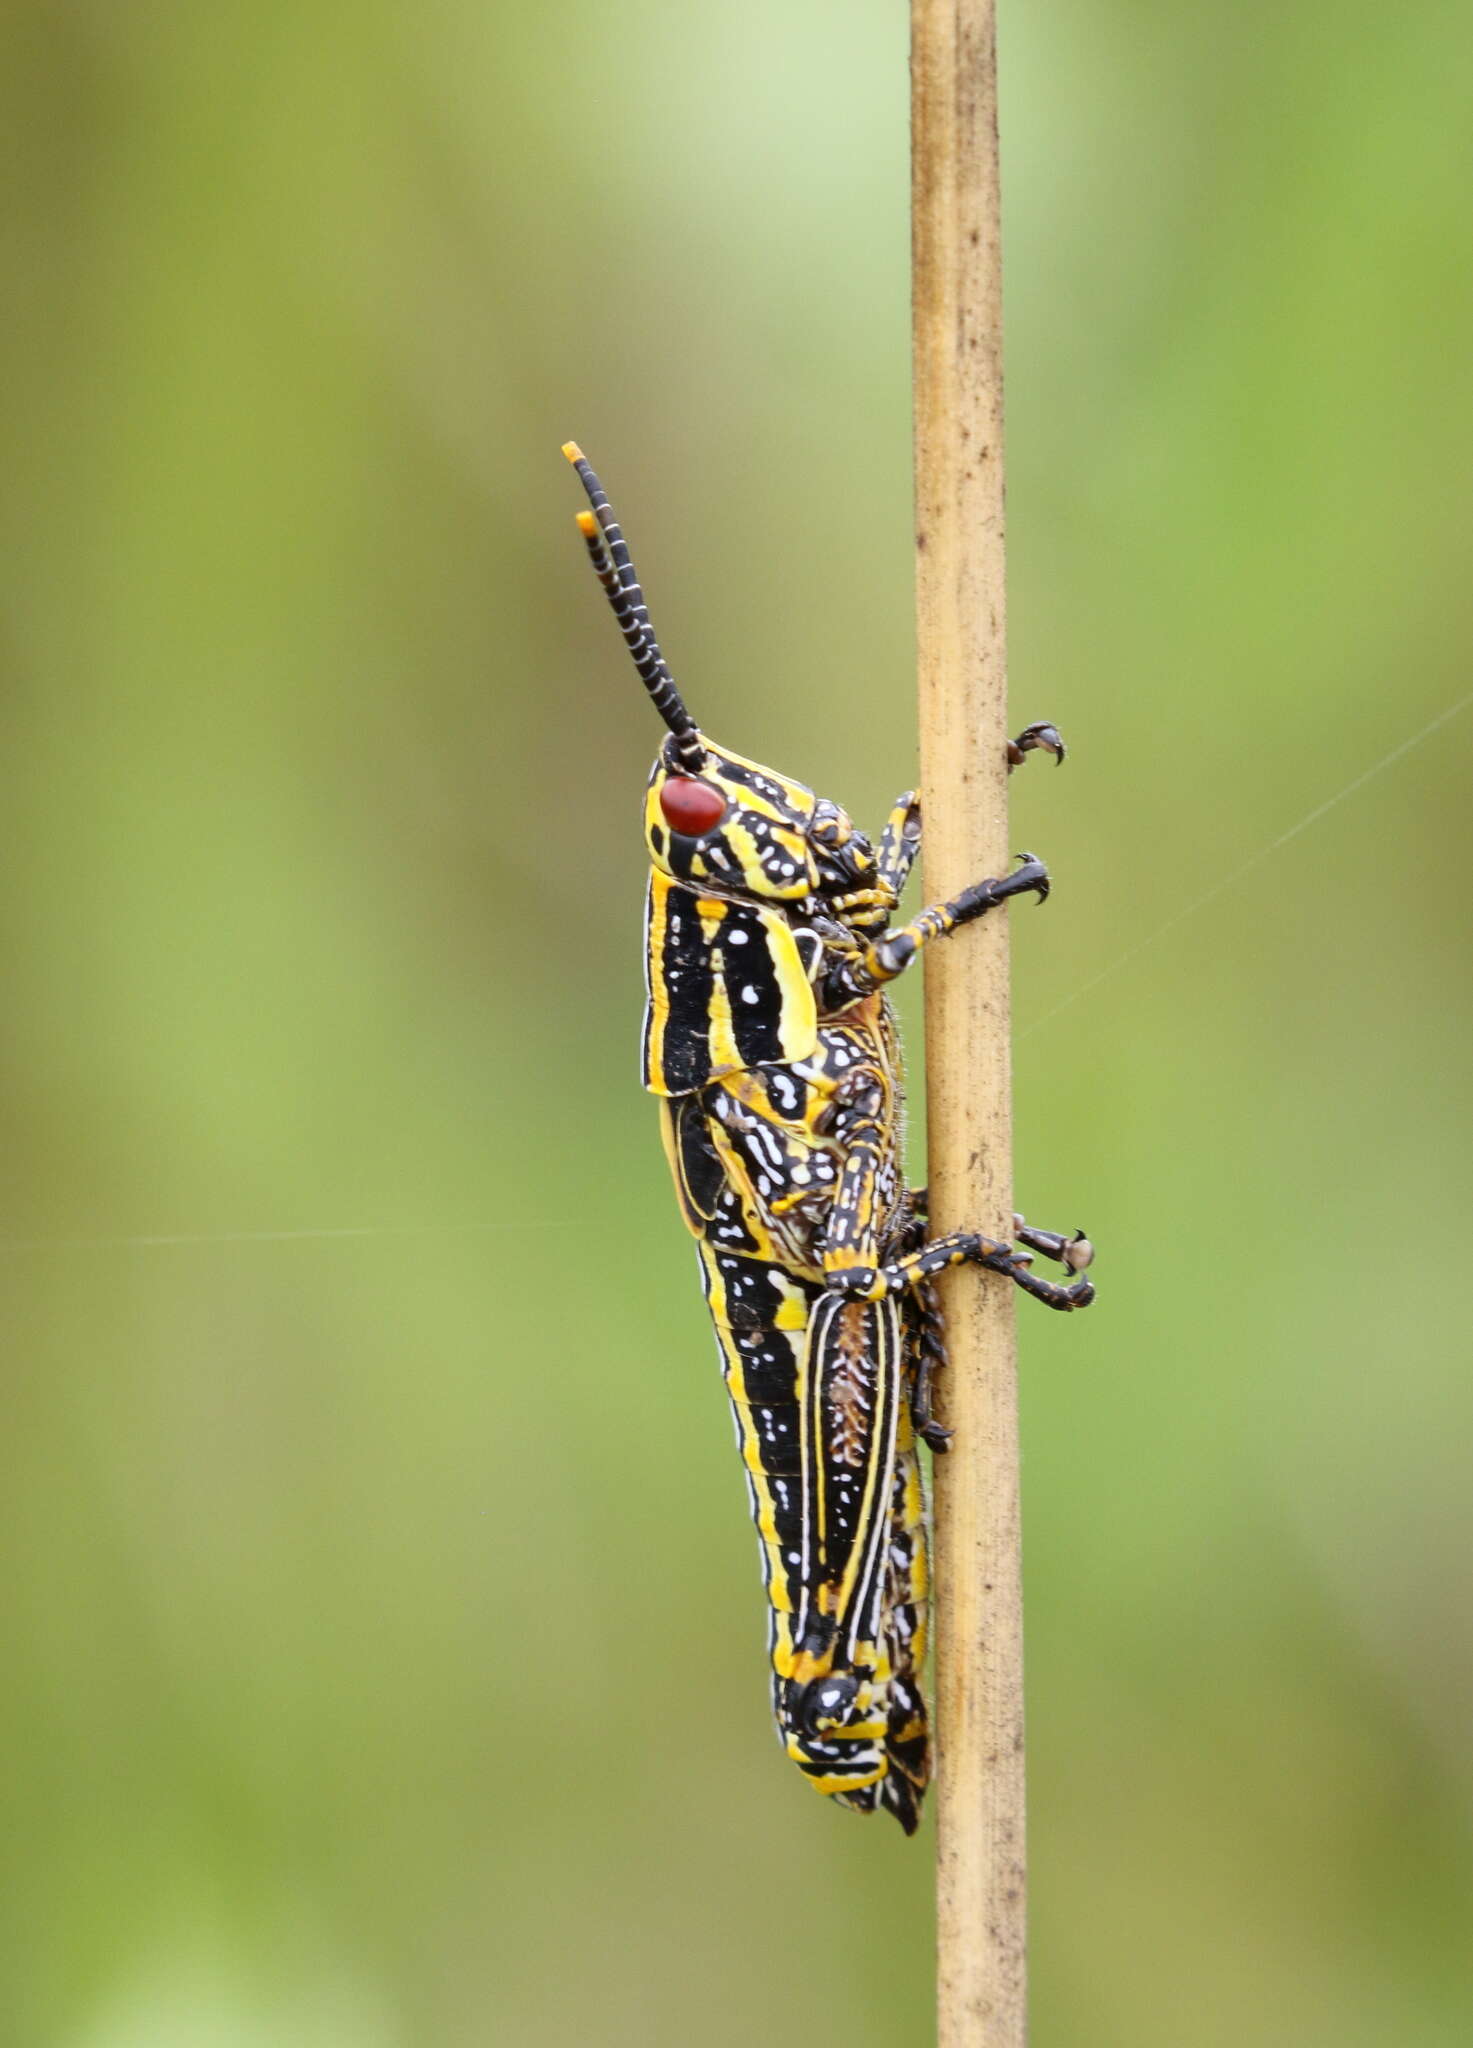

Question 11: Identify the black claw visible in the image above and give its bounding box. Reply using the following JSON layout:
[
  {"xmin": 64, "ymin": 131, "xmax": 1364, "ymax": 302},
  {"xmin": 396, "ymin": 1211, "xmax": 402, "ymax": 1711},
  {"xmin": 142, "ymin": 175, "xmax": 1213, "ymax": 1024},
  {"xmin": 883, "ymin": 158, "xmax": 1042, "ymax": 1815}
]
[
  {"xmin": 1064, "ymin": 1230, "xmax": 1094, "ymax": 1275},
  {"xmin": 920, "ymin": 1420, "xmax": 954, "ymax": 1454},
  {"xmin": 1012, "ymin": 852, "xmax": 1051, "ymax": 906},
  {"xmin": 955, "ymin": 856, "xmax": 1050, "ymax": 923},
  {"xmin": 1008, "ymin": 721, "xmax": 1066, "ymax": 769}
]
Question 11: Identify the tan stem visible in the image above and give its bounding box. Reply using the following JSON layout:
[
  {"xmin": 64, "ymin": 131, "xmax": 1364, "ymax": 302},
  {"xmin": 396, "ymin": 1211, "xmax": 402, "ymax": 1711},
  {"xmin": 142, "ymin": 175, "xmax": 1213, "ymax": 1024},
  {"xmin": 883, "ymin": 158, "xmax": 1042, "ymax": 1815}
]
[{"xmin": 911, "ymin": 2, "xmax": 1026, "ymax": 2043}]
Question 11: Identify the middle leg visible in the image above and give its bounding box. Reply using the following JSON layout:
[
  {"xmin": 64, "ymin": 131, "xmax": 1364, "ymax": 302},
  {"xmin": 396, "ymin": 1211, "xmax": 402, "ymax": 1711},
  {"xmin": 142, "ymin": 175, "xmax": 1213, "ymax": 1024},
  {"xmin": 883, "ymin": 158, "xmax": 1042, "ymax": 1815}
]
[{"xmin": 823, "ymin": 853, "xmax": 1051, "ymax": 1005}]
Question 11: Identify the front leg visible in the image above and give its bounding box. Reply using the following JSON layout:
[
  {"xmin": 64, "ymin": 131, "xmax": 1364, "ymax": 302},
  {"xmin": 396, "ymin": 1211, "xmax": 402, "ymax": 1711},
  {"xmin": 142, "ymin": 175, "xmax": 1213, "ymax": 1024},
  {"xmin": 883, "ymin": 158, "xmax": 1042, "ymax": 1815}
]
[
  {"xmin": 873, "ymin": 728, "xmax": 1063, "ymax": 912},
  {"xmin": 875, "ymin": 791, "xmax": 922, "ymax": 900},
  {"xmin": 870, "ymin": 756, "xmax": 1057, "ymax": 909},
  {"xmin": 1007, "ymin": 721, "xmax": 1066, "ymax": 770}
]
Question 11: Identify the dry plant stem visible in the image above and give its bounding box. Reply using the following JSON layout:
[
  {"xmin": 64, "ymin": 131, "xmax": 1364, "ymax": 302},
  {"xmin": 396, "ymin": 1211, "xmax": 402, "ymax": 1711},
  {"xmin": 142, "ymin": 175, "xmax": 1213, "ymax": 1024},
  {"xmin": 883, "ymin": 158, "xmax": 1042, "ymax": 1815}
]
[{"xmin": 912, "ymin": 3, "xmax": 1026, "ymax": 2044}]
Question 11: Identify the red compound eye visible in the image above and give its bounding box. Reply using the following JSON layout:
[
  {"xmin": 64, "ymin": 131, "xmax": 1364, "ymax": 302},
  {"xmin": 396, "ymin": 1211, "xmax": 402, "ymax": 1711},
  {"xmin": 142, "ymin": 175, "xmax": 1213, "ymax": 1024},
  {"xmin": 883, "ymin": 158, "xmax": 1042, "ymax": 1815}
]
[{"xmin": 659, "ymin": 776, "xmax": 727, "ymax": 836}]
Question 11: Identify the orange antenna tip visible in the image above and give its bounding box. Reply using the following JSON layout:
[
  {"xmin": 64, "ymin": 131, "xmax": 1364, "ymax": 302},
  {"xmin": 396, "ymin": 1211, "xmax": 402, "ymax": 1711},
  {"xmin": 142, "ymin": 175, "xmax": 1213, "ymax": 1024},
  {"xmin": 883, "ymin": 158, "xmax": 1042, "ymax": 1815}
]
[
  {"xmin": 561, "ymin": 440, "xmax": 585, "ymax": 464},
  {"xmin": 575, "ymin": 510, "xmax": 598, "ymax": 537}
]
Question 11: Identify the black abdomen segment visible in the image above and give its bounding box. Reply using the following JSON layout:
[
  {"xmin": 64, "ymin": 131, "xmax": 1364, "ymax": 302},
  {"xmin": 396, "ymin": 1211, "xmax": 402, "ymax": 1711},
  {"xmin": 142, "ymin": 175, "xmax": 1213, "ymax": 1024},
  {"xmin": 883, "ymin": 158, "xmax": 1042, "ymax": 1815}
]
[{"xmin": 699, "ymin": 1246, "xmax": 825, "ymax": 1623}]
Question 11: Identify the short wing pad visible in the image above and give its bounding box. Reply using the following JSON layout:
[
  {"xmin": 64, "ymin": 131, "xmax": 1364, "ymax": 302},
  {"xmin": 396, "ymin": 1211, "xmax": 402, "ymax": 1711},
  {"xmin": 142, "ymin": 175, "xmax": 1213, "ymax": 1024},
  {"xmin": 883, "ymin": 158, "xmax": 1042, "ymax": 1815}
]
[{"xmin": 657, "ymin": 1096, "xmax": 727, "ymax": 1235}]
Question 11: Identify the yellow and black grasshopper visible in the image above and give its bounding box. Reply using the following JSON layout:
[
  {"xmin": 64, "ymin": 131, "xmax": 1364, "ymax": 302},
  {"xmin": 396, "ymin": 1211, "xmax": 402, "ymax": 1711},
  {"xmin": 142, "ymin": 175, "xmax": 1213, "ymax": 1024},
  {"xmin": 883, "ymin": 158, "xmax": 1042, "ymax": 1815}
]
[{"xmin": 563, "ymin": 444, "xmax": 1095, "ymax": 1832}]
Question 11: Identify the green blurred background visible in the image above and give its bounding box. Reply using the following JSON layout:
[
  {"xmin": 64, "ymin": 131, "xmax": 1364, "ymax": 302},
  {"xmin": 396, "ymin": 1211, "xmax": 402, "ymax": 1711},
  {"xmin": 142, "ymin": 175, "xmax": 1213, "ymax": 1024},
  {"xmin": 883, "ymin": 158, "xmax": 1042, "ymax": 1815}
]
[{"xmin": 3, "ymin": 3, "xmax": 1471, "ymax": 2042}]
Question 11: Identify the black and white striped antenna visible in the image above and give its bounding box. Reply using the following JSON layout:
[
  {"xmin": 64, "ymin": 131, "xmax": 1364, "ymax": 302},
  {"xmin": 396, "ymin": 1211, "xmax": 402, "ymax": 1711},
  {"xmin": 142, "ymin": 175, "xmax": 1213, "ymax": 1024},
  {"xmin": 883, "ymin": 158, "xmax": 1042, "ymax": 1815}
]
[{"xmin": 563, "ymin": 443, "xmax": 706, "ymax": 774}]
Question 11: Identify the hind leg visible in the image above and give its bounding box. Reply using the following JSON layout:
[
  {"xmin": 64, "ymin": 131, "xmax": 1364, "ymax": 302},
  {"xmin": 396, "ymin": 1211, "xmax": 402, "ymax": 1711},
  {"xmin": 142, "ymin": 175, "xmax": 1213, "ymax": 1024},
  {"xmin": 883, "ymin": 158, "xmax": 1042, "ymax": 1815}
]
[
  {"xmin": 830, "ymin": 1230, "xmax": 1096, "ymax": 1312},
  {"xmin": 1013, "ymin": 1214, "xmax": 1094, "ymax": 1276}
]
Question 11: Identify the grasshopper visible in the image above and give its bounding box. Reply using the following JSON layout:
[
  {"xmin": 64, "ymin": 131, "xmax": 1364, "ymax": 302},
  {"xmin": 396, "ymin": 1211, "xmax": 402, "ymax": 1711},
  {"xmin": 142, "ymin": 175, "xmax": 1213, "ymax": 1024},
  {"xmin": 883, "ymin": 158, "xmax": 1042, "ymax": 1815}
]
[{"xmin": 564, "ymin": 443, "xmax": 1095, "ymax": 1831}]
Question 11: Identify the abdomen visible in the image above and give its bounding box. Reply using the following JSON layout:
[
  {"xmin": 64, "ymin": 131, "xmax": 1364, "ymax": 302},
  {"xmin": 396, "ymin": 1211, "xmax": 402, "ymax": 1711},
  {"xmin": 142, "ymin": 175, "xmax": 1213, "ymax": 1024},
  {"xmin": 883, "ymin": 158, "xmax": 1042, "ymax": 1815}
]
[{"xmin": 696, "ymin": 1240, "xmax": 932, "ymax": 1828}]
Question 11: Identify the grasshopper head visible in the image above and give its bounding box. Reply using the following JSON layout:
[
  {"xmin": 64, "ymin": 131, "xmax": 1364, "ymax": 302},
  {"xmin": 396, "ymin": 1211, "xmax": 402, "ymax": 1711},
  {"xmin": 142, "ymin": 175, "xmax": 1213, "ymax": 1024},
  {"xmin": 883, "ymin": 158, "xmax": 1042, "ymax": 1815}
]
[{"xmin": 643, "ymin": 737, "xmax": 818, "ymax": 900}]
